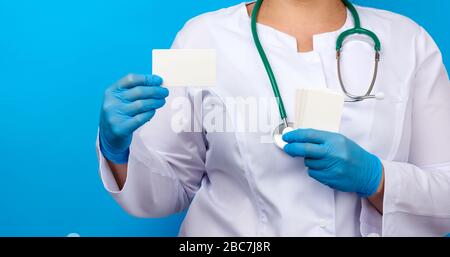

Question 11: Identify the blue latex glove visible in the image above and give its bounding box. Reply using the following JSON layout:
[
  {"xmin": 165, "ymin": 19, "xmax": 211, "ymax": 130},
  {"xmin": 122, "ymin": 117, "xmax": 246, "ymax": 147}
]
[
  {"xmin": 283, "ymin": 129, "xmax": 383, "ymax": 198},
  {"xmin": 99, "ymin": 74, "xmax": 169, "ymax": 164}
]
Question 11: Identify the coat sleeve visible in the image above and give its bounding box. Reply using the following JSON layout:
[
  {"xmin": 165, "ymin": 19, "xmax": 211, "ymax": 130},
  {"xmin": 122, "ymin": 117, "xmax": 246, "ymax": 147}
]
[
  {"xmin": 362, "ymin": 26, "xmax": 450, "ymax": 236},
  {"xmin": 96, "ymin": 32, "xmax": 207, "ymax": 218}
]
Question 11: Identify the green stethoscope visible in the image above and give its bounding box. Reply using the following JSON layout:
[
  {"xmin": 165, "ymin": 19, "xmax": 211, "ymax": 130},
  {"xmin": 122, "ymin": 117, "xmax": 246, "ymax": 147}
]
[{"xmin": 250, "ymin": 0, "xmax": 383, "ymax": 146}]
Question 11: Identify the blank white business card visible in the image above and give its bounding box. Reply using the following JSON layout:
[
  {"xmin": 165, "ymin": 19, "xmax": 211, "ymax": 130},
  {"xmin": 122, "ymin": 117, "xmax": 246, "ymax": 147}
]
[
  {"xmin": 152, "ymin": 49, "xmax": 216, "ymax": 87},
  {"xmin": 294, "ymin": 88, "xmax": 344, "ymax": 132}
]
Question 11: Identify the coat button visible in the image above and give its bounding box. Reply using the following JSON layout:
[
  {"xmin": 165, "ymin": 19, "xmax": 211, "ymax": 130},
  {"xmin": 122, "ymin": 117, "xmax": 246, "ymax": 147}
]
[
  {"xmin": 319, "ymin": 219, "xmax": 327, "ymax": 229},
  {"xmin": 261, "ymin": 213, "xmax": 268, "ymax": 223}
]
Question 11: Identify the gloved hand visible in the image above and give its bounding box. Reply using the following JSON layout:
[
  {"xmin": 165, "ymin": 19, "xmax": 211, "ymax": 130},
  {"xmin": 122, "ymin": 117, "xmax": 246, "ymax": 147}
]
[
  {"xmin": 99, "ymin": 74, "xmax": 169, "ymax": 164},
  {"xmin": 283, "ymin": 129, "xmax": 383, "ymax": 198}
]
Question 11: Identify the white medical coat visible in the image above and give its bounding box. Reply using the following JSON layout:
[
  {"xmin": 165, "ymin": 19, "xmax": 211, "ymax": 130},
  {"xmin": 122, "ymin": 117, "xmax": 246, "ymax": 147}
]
[{"xmin": 97, "ymin": 3, "xmax": 450, "ymax": 236}]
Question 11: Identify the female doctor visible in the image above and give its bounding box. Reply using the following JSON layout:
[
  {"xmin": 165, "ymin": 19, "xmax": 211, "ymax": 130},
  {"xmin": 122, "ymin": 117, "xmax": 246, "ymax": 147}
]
[{"xmin": 97, "ymin": 0, "xmax": 450, "ymax": 236}]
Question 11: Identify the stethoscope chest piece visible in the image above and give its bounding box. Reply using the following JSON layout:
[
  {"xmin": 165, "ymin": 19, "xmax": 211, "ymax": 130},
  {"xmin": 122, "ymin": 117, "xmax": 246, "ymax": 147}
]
[{"xmin": 272, "ymin": 122, "xmax": 295, "ymax": 150}]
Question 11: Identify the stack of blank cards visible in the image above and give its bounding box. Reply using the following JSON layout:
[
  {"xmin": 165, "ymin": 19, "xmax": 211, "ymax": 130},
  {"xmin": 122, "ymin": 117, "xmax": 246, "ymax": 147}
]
[{"xmin": 294, "ymin": 88, "xmax": 345, "ymax": 132}]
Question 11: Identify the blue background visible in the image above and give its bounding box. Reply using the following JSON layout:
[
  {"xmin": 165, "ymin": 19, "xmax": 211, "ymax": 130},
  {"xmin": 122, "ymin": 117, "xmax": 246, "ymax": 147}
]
[{"xmin": 0, "ymin": 0, "xmax": 448, "ymax": 237}]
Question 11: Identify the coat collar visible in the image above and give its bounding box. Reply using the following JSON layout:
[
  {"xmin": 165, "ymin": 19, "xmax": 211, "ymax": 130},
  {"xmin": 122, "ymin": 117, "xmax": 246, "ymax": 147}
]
[{"xmin": 238, "ymin": 2, "xmax": 355, "ymax": 54}]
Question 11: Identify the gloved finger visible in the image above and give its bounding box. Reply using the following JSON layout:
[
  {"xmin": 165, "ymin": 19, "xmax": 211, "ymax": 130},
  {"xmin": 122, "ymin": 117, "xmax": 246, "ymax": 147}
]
[
  {"xmin": 282, "ymin": 128, "xmax": 333, "ymax": 144},
  {"xmin": 122, "ymin": 110, "xmax": 156, "ymax": 133},
  {"xmin": 284, "ymin": 142, "xmax": 327, "ymax": 159},
  {"xmin": 144, "ymin": 74, "xmax": 163, "ymax": 87},
  {"xmin": 123, "ymin": 99, "xmax": 166, "ymax": 116},
  {"xmin": 113, "ymin": 74, "xmax": 146, "ymax": 90},
  {"xmin": 307, "ymin": 169, "xmax": 332, "ymax": 186},
  {"xmin": 114, "ymin": 74, "xmax": 163, "ymax": 90},
  {"xmin": 304, "ymin": 158, "xmax": 329, "ymax": 170},
  {"xmin": 120, "ymin": 86, "xmax": 169, "ymax": 102}
]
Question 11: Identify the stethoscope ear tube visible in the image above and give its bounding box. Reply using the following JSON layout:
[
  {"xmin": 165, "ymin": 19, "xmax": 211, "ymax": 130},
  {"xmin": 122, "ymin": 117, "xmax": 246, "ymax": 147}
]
[{"xmin": 337, "ymin": 50, "xmax": 381, "ymax": 102}]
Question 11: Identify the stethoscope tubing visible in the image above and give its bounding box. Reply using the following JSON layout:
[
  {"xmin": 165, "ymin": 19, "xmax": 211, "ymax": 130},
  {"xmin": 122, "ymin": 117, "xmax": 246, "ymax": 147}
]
[{"xmin": 250, "ymin": 0, "xmax": 288, "ymax": 121}]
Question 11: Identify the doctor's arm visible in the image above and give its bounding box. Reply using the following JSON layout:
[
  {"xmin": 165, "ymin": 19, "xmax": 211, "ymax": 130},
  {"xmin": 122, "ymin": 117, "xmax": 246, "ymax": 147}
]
[
  {"xmin": 367, "ymin": 28, "xmax": 450, "ymax": 217},
  {"xmin": 97, "ymin": 74, "xmax": 207, "ymax": 218},
  {"xmin": 373, "ymin": 27, "xmax": 450, "ymax": 236},
  {"xmin": 367, "ymin": 169, "xmax": 384, "ymax": 213},
  {"xmin": 99, "ymin": 74, "xmax": 168, "ymax": 189}
]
